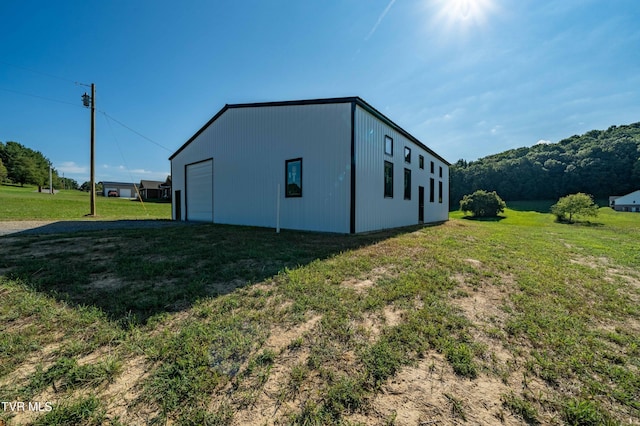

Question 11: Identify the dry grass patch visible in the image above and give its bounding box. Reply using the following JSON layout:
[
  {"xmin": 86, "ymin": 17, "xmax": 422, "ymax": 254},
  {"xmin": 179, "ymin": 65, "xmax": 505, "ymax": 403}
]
[{"xmin": 347, "ymin": 352, "xmax": 530, "ymax": 426}]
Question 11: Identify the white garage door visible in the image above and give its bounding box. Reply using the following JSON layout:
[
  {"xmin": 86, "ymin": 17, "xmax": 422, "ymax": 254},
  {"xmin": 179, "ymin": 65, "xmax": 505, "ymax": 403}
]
[
  {"xmin": 120, "ymin": 188, "xmax": 131, "ymax": 198},
  {"xmin": 186, "ymin": 159, "xmax": 213, "ymax": 222}
]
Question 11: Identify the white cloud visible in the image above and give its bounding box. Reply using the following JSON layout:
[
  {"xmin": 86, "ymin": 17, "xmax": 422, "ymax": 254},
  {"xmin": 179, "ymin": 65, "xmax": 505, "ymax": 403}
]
[
  {"xmin": 56, "ymin": 161, "xmax": 87, "ymax": 174},
  {"xmin": 130, "ymin": 168, "xmax": 154, "ymax": 175},
  {"xmin": 86, "ymin": 163, "xmax": 170, "ymax": 183},
  {"xmin": 536, "ymin": 139, "xmax": 552, "ymax": 145}
]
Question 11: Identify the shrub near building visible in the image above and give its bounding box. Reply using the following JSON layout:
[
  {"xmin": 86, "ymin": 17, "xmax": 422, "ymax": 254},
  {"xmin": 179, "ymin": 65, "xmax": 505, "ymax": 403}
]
[{"xmin": 459, "ymin": 190, "xmax": 506, "ymax": 218}]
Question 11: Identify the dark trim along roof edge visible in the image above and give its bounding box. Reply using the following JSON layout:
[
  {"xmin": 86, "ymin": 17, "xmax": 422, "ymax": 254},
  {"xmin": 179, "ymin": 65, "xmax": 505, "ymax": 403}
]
[{"xmin": 169, "ymin": 96, "xmax": 450, "ymax": 166}]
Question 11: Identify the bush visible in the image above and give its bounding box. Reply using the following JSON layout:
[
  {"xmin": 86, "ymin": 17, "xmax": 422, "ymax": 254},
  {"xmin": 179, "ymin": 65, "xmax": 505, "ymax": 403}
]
[
  {"xmin": 459, "ymin": 190, "xmax": 506, "ymax": 218},
  {"xmin": 551, "ymin": 193, "xmax": 598, "ymax": 223}
]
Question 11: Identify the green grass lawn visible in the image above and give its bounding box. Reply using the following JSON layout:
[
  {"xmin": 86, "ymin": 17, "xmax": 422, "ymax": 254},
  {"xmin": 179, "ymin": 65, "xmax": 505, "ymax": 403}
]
[
  {"xmin": 0, "ymin": 184, "xmax": 170, "ymax": 220},
  {"xmin": 0, "ymin": 205, "xmax": 638, "ymax": 425}
]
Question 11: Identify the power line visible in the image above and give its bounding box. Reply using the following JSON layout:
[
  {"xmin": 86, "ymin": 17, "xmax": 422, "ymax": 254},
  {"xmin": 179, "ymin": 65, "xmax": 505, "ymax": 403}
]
[
  {"xmin": 0, "ymin": 60, "xmax": 79, "ymax": 85},
  {"xmin": 100, "ymin": 111, "xmax": 172, "ymax": 152},
  {"xmin": 0, "ymin": 86, "xmax": 82, "ymax": 108},
  {"xmin": 103, "ymin": 113, "xmax": 149, "ymax": 215},
  {"xmin": 1, "ymin": 84, "xmax": 173, "ymax": 154}
]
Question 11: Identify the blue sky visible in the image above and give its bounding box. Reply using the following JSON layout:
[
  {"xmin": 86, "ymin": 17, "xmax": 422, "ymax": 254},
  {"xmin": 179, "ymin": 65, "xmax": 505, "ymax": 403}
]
[{"xmin": 1, "ymin": 0, "xmax": 639, "ymax": 184}]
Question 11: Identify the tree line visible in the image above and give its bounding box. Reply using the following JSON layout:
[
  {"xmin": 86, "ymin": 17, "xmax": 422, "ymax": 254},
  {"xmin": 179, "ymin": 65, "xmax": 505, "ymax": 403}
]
[
  {"xmin": 450, "ymin": 122, "xmax": 640, "ymax": 207},
  {"xmin": 0, "ymin": 141, "xmax": 79, "ymax": 190}
]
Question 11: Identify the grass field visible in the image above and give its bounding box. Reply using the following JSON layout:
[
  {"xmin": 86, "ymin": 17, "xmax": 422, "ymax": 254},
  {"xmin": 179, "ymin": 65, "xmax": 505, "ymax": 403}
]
[
  {"xmin": 0, "ymin": 184, "xmax": 170, "ymax": 220},
  {"xmin": 0, "ymin": 200, "xmax": 638, "ymax": 425}
]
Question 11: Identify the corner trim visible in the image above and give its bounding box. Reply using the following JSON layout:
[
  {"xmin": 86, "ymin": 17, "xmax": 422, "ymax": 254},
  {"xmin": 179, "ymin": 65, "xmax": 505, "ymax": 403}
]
[{"xmin": 350, "ymin": 101, "xmax": 356, "ymax": 234}]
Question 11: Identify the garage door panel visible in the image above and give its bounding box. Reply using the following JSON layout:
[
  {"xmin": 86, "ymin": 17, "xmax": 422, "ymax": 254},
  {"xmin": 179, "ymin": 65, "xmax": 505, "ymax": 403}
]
[{"xmin": 186, "ymin": 159, "xmax": 213, "ymax": 222}]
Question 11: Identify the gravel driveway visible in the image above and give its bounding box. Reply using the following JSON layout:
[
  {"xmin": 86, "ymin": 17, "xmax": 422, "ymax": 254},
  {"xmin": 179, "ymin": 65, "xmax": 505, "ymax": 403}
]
[{"xmin": 0, "ymin": 220, "xmax": 190, "ymax": 237}]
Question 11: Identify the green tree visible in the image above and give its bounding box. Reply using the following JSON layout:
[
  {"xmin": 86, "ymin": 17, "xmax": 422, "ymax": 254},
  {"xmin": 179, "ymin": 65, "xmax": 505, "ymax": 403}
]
[
  {"xmin": 450, "ymin": 122, "xmax": 640, "ymax": 202},
  {"xmin": 0, "ymin": 158, "xmax": 7, "ymax": 182},
  {"xmin": 551, "ymin": 192, "xmax": 598, "ymax": 223},
  {"xmin": 80, "ymin": 181, "xmax": 102, "ymax": 193},
  {"xmin": 12, "ymin": 155, "xmax": 41, "ymax": 186},
  {"xmin": 459, "ymin": 190, "xmax": 506, "ymax": 218},
  {"xmin": 2, "ymin": 141, "xmax": 49, "ymax": 187}
]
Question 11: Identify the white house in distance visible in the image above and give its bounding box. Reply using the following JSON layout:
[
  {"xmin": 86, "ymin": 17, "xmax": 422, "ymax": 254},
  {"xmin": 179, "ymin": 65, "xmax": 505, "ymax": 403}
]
[
  {"xmin": 100, "ymin": 181, "xmax": 137, "ymax": 198},
  {"xmin": 610, "ymin": 189, "xmax": 640, "ymax": 212},
  {"xmin": 169, "ymin": 97, "xmax": 450, "ymax": 234}
]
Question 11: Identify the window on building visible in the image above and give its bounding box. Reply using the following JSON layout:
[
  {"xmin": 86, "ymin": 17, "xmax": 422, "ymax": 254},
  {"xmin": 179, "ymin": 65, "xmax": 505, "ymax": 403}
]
[
  {"xmin": 419, "ymin": 155, "xmax": 424, "ymax": 169},
  {"xmin": 385, "ymin": 136, "xmax": 393, "ymax": 156},
  {"xmin": 384, "ymin": 161, "xmax": 394, "ymax": 198},
  {"xmin": 430, "ymin": 161, "xmax": 434, "ymax": 174},
  {"xmin": 438, "ymin": 180, "xmax": 443, "ymax": 203},
  {"xmin": 429, "ymin": 178, "xmax": 435, "ymax": 203},
  {"xmin": 404, "ymin": 169, "xmax": 411, "ymax": 200},
  {"xmin": 404, "ymin": 147, "xmax": 411, "ymax": 163},
  {"xmin": 285, "ymin": 158, "xmax": 302, "ymax": 197},
  {"xmin": 439, "ymin": 166, "xmax": 443, "ymax": 178}
]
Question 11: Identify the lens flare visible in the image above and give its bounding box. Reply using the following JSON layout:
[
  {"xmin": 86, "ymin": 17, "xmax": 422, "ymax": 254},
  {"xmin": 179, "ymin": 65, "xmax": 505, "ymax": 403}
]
[{"xmin": 431, "ymin": 0, "xmax": 497, "ymax": 33}]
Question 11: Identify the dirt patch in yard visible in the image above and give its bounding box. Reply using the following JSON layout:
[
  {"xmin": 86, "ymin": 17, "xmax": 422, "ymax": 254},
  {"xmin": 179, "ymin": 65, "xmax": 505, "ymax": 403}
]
[
  {"xmin": 0, "ymin": 339, "xmax": 62, "ymax": 389},
  {"xmin": 102, "ymin": 355, "xmax": 153, "ymax": 424},
  {"xmin": 341, "ymin": 265, "xmax": 393, "ymax": 294},
  {"xmin": 264, "ymin": 314, "xmax": 322, "ymax": 352},
  {"xmin": 346, "ymin": 352, "xmax": 523, "ymax": 426}
]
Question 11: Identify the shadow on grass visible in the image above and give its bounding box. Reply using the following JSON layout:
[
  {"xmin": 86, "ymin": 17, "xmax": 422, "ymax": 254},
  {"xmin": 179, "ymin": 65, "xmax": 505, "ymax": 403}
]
[
  {"xmin": 1, "ymin": 221, "xmax": 429, "ymax": 326},
  {"xmin": 554, "ymin": 219, "xmax": 605, "ymax": 227},
  {"xmin": 4, "ymin": 219, "xmax": 181, "ymax": 236},
  {"xmin": 131, "ymin": 198, "xmax": 171, "ymax": 204},
  {"xmin": 504, "ymin": 200, "xmax": 555, "ymax": 213},
  {"xmin": 461, "ymin": 215, "xmax": 506, "ymax": 222},
  {"xmin": 505, "ymin": 199, "xmax": 609, "ymax": 213}
]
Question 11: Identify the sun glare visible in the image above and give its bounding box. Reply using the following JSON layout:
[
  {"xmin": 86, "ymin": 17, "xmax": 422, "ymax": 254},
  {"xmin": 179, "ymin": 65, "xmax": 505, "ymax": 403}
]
[{"xmin": 432, "ymin": 0, "xmax": 496, "ymax": 32}]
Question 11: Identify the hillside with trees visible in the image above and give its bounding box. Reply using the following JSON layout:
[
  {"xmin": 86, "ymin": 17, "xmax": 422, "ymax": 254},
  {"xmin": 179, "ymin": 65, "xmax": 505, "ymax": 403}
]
[
  {"xmin": 0, "ymin": 141, "xmax": 78, "ymax": 190},
  {"xmin": 450, "ymin": 123, "xmax": 640, "ymax": 207}
]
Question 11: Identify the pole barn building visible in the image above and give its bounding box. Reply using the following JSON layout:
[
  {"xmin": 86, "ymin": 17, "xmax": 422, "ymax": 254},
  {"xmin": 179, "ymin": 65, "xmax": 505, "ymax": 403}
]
[{"xmin": 169, "ymin": 97, "xmax": 450, "ymax": 234}]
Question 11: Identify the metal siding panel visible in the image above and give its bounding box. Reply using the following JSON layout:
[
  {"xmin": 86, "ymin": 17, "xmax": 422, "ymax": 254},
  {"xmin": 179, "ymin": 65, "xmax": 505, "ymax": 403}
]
[
  {"xmin": 171, "ymin": 103, "xmax": 351, "ymax": 233},
  {"xmin": 355, "ymin": 106, "xmax": 449, "ymax": 232}
]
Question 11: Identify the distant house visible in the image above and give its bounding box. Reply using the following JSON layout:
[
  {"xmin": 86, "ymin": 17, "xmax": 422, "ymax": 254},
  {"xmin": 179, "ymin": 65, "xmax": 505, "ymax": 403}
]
[
  {"xmin": 138, "ymin": 180, "xmax": 166, "ymax": 200},
  {"xmin": 169, "ymin": 96, "xmax": 449, "ymax": 233},
  {"xmin": 610, "ymin": 190, "xmax": 640, "ymax": 212},
  {"xmin": 100, "ymin": 181, "xmax": 137, "ymax": 198}
]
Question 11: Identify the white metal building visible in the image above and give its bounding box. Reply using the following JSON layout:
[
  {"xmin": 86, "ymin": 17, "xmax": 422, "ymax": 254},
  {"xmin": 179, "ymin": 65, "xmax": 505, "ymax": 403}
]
[
  {"xmin": 169, "ymin": 97, "xmax": 450, "ymax": 234},
  {"xmin": 610, "ymin": 189, "xmax": 640, "ymax": 212}
]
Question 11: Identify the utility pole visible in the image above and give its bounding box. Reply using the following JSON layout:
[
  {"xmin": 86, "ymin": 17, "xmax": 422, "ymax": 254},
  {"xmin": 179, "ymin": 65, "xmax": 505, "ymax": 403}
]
[
  {"xmin": 49, "ymin": 161, "xmax": 53, "ymax": 195},
  {"xmin": 82, "ymin": 84, "xmax": 96, "ymax": 216}
]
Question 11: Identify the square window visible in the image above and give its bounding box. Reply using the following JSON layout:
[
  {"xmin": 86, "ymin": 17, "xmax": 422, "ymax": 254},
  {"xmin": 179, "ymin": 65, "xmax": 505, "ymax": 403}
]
[
  {"xmin": 404, "ymin": 147, "xmax": 411, "ymax": 163},
  {"xmin": 384, "ymin": 161, "xmax": 393, "ymax": 198},
  {"xmin": 285, "ymin": 158, "xmax": 302, "ymax": 197},
  {"xmin": 419, "ymin": 155, "xmax": 424, "ymax": 169},
  {"xmin": 404, "ymin": 168, "xmax": 411, "ymax": 200},
  {"xmin": 385, "ymin": 136, "xmax": 393, "ymax": 156}
]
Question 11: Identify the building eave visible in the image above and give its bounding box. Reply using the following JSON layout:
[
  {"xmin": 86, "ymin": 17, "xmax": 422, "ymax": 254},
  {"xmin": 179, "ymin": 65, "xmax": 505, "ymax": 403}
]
[{"xmin": 169, "ymin": 96, "xmax": 450, "ymax": 166}]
